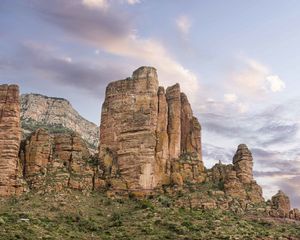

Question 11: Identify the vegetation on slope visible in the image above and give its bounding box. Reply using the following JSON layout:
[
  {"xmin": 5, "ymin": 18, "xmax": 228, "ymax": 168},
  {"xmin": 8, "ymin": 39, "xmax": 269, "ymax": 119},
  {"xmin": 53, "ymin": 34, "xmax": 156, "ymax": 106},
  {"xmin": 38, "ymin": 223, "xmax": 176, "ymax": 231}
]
[{"xmin": 0, "ymin": 190, "xmax": 299, "ymax": 240}]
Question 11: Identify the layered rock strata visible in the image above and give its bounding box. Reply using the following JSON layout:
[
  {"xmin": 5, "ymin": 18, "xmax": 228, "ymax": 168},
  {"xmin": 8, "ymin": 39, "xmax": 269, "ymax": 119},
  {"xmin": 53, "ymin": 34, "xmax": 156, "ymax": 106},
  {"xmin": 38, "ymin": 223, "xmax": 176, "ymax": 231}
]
[
  {"xmin": 20, "ymin": 129, "xmax": 96, "ymax": 192},
  {"xmin": 99, "ymin": 67, "xmax": 204, "ymax": 193},
  {"xmin": 0, "ymin": 84, "xmax": 24, "ymax": 196},
  {"xmin": 233, "ymin": 144, "xmax": 253, "ymax": 184}
]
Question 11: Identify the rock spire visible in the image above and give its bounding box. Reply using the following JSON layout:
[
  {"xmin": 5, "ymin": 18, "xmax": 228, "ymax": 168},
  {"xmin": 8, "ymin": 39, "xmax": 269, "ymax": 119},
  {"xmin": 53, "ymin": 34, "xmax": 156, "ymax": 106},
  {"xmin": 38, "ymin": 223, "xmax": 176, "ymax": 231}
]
[{"xmin": 99, "ymin": 67, "xmax": 204, "ymax": 193}]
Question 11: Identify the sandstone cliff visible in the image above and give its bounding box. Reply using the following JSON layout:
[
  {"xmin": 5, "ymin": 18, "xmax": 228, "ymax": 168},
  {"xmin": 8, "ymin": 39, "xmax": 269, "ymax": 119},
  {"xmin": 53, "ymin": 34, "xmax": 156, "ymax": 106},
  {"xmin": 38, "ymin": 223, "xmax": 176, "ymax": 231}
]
[
  {"xmin": 0, "ymin": 84, "xmax": 24, "ymax": 196},
  {"xmin": 21, "ymin": 94, "xmax": 99, "ymax": 150},
  {"xmin": 20, "ymin": 129, "xmax": 96, "ymax": 192},
  {"xmin": 99, "ymin": 67, "xmax": 204, "ymax": 193}
]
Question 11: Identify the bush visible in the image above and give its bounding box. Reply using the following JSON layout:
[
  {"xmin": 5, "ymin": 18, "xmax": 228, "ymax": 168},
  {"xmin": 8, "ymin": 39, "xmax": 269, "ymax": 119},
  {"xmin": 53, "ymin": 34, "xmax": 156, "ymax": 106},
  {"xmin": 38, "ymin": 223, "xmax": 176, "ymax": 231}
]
[
  {"xmin": 136, "ymin": 199, "xmax": 154, "ymax": 210},
  {"xmin": 158, "ymin": 195, "xmax": 172, "ymax": 207}
]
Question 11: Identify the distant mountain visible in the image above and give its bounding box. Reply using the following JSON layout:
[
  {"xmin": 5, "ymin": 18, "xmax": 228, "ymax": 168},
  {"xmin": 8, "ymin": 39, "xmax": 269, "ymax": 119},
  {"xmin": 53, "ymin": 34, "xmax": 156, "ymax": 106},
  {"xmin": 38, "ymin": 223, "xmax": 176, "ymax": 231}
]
[{"xmin": 20, "ymin": 93, "xmax": 99, "ymax": 149}]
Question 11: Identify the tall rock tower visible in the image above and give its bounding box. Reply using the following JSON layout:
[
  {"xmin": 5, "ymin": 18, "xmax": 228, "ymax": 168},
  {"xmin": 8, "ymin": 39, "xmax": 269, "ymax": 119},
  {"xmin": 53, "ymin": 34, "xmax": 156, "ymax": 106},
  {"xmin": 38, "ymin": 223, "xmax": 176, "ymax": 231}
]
[
  {"xmin": 99, "ymin": 67, "xmax": 159, "ymax": 191},
  {"xmin": 99, "ymin": 67, "xmax": 204, "ymax": 193},
  {"xmin": 233, "ymin": 144, "xmax": 253, "ymax": 184},
  {"xmin": 0, "ymin": 84, "xmax": 23, "ymax": 196}
]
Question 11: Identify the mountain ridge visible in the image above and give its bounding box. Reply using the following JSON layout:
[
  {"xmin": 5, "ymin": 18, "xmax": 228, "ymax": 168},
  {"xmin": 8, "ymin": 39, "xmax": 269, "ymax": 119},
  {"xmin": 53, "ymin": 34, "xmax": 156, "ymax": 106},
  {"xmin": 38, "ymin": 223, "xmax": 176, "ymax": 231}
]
[{"xmin": 20, "ymin": 93, "xmax": 99, "ymax": 150}]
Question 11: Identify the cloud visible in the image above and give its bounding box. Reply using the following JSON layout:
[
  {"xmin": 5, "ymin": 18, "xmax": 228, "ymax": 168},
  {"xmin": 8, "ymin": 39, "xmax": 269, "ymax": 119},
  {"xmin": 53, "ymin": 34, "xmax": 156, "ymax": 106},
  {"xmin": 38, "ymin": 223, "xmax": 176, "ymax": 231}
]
[
  {"xmin": 202, "ymin": 143, "xmax": 235, "ymax": 167},
  {"xmin": 224, "ymin": 93, "xmax": 237, "ymax": 103},
  {"xmin": 258, "ymin": 122, "xmax": 298, "ymax": 146},
  {"xmin": 2, "ymin": 42, "xmax": 127, "ymax": 97},
  {"xmin": 276, "ymin": 176, "xmax": 300, "ymax": 208},
  {"xmin": 230, "ymin": 58, "xmax": 285, "ymax": 97},
  {"xmin": 82, "ymin": 0, "xmax": 109, "ymax": 10},
  {"xmin": 176, "ymin": 15, "xmax": 191, "ymax": 37},
  {"xmin": 126, "ymin": 0, "xmax": 140, "ymax": 5},
  {"xmin": 266, "ymin": 75, "xmax": 286, "ymax": 92},
  {"xmin": 197, "ymin": 96, "xmax": 249, "ymax": 116},
  {"xmin": 81, "ymin": 0, "xmax": 140, "ymax": 10},
  {"xmin": 30, "ymin": 0, "xmax": 199, "ymax": 102}
]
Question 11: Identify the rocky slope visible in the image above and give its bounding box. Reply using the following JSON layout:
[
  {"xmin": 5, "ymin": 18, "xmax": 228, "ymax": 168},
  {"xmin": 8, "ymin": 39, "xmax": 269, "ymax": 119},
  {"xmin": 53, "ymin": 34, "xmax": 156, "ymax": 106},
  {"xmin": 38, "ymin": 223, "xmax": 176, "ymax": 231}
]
[{"xmin": 20, "ymin": 93, "xmax": 99, "ymax": 150}]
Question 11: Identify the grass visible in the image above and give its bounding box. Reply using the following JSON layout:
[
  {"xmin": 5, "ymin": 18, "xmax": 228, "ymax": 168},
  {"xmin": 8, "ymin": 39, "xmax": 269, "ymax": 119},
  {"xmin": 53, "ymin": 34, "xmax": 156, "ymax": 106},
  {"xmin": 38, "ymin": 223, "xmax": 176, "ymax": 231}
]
[{"xmin": 0, "ymin": 190, "xmax": 299, "ymax": 240}]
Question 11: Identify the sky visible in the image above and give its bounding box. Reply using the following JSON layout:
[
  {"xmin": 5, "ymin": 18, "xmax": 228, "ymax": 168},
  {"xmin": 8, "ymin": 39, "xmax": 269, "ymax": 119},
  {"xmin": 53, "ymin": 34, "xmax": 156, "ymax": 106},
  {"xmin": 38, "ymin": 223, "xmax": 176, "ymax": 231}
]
[{"xmin": 1, "ymin": 0, "xmax": 300, "ymax": 207}]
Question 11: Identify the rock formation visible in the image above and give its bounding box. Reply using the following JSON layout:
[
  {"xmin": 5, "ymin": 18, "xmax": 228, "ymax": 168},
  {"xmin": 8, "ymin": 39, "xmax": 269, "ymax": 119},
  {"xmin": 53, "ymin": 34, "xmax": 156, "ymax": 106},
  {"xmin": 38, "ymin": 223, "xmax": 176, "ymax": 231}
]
[
  {"xmin": 21, "ymin": 94, "xmax": 99, "ymax": 150},
  {"xmin": 166, "ymin": 84, "xmax": 181, "ymax": 161},
  {"xmin": 0, "ymin": 84, "xmax": 24, "ymax": 196},
  {"xmin": 21, "ymin": 128, "xmax": 52, "ymax": 188},
  {"xmin": 269, "ymin": 190, "xmax": 291, "ymax": 218},
  {"xmin": 20, "ymin": 129, "xmax": 96, "ymax": 192},
  {"xmin": 0, "ymin": 68, "xmax": 299, "ymax": 223},
  {"xmin": 208, "ymin": 144, "xmax": 264, "ymax": 203},
  {"xmin": 233, "ymin": 144, "xmax": 253, "ymax": 184},
  {"xmin": 99, "ymin": 67, "xmax": 204, "ymax": 193}
]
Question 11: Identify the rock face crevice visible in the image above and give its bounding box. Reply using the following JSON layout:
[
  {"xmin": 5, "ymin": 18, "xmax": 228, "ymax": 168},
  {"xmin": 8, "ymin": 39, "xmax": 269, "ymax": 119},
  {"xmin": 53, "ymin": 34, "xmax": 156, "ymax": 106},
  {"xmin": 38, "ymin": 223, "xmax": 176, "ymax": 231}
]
[
  {"xmin": 99, "ymin": 67, "xmax": 204, "ymax": 192},
  {"xmin": 0, "ymin": 85, "xmax": 24, "ymax": 196}
]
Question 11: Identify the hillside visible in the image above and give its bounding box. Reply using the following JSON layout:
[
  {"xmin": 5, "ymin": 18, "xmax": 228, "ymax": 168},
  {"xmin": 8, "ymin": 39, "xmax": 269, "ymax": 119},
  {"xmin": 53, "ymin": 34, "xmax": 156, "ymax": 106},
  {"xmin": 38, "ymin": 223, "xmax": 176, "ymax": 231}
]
[
  {"xmin": 20, "ymin": 93, "xmax": 99, "ymax": 150},
  {"xmin": 0, "ymin": 190, "xmax": 299, "ymax": 240}
]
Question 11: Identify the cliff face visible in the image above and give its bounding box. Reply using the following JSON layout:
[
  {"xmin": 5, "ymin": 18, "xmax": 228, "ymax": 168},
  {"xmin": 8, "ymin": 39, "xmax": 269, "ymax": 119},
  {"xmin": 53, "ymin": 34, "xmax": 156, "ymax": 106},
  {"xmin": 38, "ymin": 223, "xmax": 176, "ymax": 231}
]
[
  {"xmin": 20, "ymin": 129, "xmax": 96, "ymax": 192},
  {"xmin": 99, "ymin": 67, "xmax": 204, "ymax": 193},
  {"xmin": 0, "ymin": 85, "xmax": 24, "ymax": 196},
  {"xmin": 21, "ymin": 94, "xmax": 99, "ymax": 150}
]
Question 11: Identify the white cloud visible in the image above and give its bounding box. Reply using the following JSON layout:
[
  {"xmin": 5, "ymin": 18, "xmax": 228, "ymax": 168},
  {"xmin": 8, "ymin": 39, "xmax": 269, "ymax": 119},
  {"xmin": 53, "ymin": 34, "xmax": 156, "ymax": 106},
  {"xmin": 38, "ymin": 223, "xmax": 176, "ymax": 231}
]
[
  {"xmin": 82, "ymin": 0, "xmax": 109, "ymax": 9},
  {"xmin": 238, "ymin": 102, "xmax": 248, "ymax": 113},
  {"xmin": 35, "ymin": 1, "xmax": 199, "ymax": 102},
  {"xmin": 87, "ymin": 33, "xmax": 199, "ymax": 102},
  {"xmin": 224, "ymin": 93, "xmax": 237, "ymax": 103},
  {"xmin": 64, "ymin": 57, "xmax": 72, "ymax": 63},
  {"xmin": 176, "ymin": 15, "xmax": 191, "ymax": 36},
  {"xmin": 266, "ymin": 75, "xmax": 286, "ymax": 92},
  {"xmin": 231, "ymin": 58, "xmax": 286, "ymax": 97},
  {"xmin": 126, "ymin": 0, "xmax": 140, "ymax": 5}
]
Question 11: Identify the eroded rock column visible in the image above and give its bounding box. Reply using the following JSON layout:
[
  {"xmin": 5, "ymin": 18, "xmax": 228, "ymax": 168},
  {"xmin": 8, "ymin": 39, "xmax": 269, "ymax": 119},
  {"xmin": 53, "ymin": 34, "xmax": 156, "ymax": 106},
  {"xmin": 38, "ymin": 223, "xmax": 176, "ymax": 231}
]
[
  {"xmin": 0, "ymin": 84, "xmax": 22, "ymax": 196},
  {"xmin": 166, "ymin": 84, "xmax": 181, "ymax": 161},
  {"xmin": 155, "ymin": 87, "xmax": 169, "ymax": 185},
  {"xmin": 180, "ymin": 92, "xmax": 202, "ymax": 163},
  {"xmin": 233, "ymin": 144, "xmax": 253, "ymax": 184},
  {"xmin": 99, "ymin": 67, "xmax": 159, "ymax": 191}
]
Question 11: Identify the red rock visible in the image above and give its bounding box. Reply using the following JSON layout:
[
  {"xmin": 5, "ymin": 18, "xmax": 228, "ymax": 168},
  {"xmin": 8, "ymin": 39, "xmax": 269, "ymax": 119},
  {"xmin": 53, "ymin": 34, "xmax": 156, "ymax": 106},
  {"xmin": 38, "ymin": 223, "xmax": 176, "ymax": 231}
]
[
  {"xmin": 99, "ymin": 67, "xmax": 204, "ymax": 192},
  {"xmin": 0, "ymin": 84, "xmax": 24, "ymax": 196},
  {"xmin": 99, "ymin": 66, "xmax": 159, "ymax": 190},
  {"xmin": 166, "ymin": 84, "xmax": 181, "ymax": 161},
  {"xmin": 233, "ymin": 144, "xmax": 253, "ymax": 184},
  {"xmin": 271, "ymin": 190, "xmax": 291, "ymax": 217}
]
